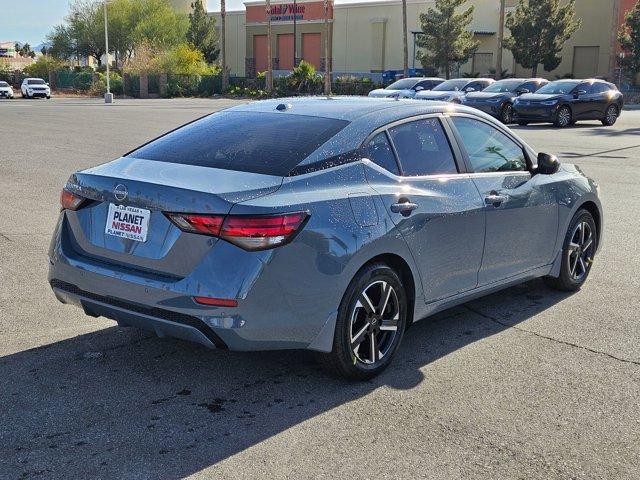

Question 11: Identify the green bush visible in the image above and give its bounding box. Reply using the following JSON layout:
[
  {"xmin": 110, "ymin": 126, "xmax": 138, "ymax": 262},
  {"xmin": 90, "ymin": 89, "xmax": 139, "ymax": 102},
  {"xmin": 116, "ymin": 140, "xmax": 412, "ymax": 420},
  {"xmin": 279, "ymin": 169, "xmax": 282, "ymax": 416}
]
[
  {"xmin": 91, "ymin": 71, "xmax": 123, "ymax": 95},
  {"xmin": 333, "ymin": 75, "xmax": 379, "ymax": 95},
  {"xmin": 22, "ymin": 56, "xmax": 68, "ymax": 80}
]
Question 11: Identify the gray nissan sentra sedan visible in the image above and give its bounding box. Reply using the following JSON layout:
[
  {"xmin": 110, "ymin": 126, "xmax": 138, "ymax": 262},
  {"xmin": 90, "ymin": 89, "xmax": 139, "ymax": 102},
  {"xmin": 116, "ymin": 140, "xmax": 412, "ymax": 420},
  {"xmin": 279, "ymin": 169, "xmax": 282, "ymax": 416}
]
[{"xmin": 49, "ymin": 97, "xmax": 603, "ymax": 379}]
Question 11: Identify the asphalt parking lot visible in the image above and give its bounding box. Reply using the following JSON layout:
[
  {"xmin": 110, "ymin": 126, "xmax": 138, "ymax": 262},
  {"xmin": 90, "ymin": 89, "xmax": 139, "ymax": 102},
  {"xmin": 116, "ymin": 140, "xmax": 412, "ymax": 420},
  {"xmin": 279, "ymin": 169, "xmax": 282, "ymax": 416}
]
[{"xmin": 1, "ymin": 97, "xmax": 639, "ymax": 479}]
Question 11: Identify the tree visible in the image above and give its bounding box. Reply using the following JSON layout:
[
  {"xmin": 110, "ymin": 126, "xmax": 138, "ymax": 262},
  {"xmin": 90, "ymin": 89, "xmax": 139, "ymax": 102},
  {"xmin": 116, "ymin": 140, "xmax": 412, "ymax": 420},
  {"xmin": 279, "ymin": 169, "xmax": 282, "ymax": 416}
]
[
  {"xmin": 505, "ymin": 0, "xmax": 582, "ymax": 77},
  {"xmin": 16, "ymin": 43, "xmax": 36, "ymax": 58},
  {"xmin": 415, "ymin": 0, "xmax": 479, "ymax": 79},
  {"xmin": 618, "ymin": 1, "xmax": 640, "ymax": 81},
  {"xmin": 187, "ymin": 0, "xmax": 219, "ymax": 64},
  {"xmin": 402, "ymin": 0, "xmax": 408, "ymax": 77}
]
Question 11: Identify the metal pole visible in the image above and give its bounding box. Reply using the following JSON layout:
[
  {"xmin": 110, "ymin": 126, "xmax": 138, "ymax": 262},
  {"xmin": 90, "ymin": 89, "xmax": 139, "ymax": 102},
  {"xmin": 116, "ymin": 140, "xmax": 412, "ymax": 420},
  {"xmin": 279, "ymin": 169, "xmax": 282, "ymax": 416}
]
[
  {"xmin": 266, "ymin": 0, "xmax": 273, "ymax": 91},
  {"xmin": 103, "ymin": 1, "xmax": 113, "ymax": 103},
  {"xmin": 293, "ymin": 0, "xmax": 297, "ymax": 69},
  {"xmin": 495, "ymin": 0, "xmax": 505, "ymax": 79}
]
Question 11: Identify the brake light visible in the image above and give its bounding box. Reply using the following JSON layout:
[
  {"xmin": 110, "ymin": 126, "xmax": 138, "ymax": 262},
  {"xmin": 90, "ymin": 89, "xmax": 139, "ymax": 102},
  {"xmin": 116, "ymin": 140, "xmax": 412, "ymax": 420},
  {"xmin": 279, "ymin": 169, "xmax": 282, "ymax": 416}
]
[
  {"xmin": 60, "ymin": 189, "xmax": 86, "ymax": 211},
  {"xmin": 165, "ymin": 212, "xmax": 308, "ymax": 251}
]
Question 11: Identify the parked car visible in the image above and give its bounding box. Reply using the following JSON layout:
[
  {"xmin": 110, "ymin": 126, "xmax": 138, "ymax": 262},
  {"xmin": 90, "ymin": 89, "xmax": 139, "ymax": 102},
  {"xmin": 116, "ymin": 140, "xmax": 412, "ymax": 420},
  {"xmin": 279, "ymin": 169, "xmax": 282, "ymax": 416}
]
[
  {"xmin": 0, "ymin": 81, "xmax": 14, "ymax": 99},
  {"xmin": 461, "ymin": 78, "xmax": 548, "ymax": 123},
  {"xmin": 49, "ymin": 97, "xmax": 602, "ymax": 380},
  {"xmin": 21, "ymin": 78, "xmax": 51, "ymax": 99},
  {"xmin": 513, "ymin": 79, "xmax": 624, "ymax": 128},
  {"xmin": 368, "ymin": 77, "xmax": 444, "ymax": 99},
  {"xmin": 415, "ymin": 77, "xmax": 495, "ymax": 103}
]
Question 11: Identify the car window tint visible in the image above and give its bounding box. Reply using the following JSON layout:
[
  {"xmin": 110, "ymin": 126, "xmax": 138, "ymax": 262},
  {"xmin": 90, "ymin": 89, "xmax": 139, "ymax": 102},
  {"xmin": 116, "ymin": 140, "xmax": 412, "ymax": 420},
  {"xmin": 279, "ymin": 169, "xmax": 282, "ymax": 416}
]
[
  {"xmin": 576, "ymin": 83, "xmax": 592, "ymax": 94},
  {"xmin": 365, "ymin": 133, "xmax": 399, "ymax": 175},
  {"xmin": 415, "ymin": 80, "xmax": 433, "ymax": 90},
  {"xmin": 451, "ymin": 117, "xmax": 527, "ymax": 173},
  {"xmin": 593, "ymin": 83, "xmax": 609, "ymax": 94},
  {"xmin": 389, "ymin": 119, "xmax": 457, "ymax": 176},
  {"xmin": 128, "ymin": 111, "xmax": 349, "ymax": 176},
  {"xmin": 467, "ymin": 81, "xmax": 485, "ymax": 91}
]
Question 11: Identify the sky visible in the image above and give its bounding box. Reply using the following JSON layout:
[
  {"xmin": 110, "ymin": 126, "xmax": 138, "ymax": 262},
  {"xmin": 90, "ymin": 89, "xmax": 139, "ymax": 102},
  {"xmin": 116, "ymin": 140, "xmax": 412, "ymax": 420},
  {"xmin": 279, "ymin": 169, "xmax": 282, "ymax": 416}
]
[{"xmin": 0, "ymin": 0, "xmax": 380, "ymax": 47}]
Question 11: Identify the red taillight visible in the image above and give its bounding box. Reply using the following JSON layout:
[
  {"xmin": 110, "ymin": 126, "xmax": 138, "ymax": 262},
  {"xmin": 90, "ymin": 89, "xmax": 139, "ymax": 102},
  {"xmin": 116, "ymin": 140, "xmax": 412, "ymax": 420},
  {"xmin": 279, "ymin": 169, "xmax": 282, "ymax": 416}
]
[
  {"xmin": 60, "ymin": 189, "xmax": 86, "ymax": 211},
  {"xmin": 193, "ymin": 296, "xmax": 238, "ymax": 307},
  {"xmin": 165, "ymin": 212, "xmax": 308, "ymax": 251}
]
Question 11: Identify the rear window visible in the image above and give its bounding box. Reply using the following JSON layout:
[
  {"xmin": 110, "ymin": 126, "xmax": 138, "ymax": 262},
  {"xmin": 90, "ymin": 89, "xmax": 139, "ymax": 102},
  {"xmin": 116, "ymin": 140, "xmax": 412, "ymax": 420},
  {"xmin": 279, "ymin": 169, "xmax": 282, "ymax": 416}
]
[{"xmin": 128, "ymin": 111, "xmax": 349, "ymax": 176}]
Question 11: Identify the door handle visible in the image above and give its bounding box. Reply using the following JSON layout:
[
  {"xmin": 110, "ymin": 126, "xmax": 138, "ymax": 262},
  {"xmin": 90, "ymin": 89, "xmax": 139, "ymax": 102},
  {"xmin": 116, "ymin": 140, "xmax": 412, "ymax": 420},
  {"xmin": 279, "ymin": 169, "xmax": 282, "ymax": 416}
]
[
  {"xmin": 391, "ymin": 201, "xmax": 419, "ymax": 216},
  {"xmin": 485, "ymin": 194, "xmax": 508, "ymax": 206}
]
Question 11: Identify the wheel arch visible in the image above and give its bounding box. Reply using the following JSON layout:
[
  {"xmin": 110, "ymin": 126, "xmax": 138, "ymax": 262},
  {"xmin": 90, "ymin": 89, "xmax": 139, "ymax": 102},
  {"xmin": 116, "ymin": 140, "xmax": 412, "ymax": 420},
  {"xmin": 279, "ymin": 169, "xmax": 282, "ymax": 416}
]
[
  {"xmin": 577, "ymin": 200, "xmax": 602, "ymax": 249},
  {"xmin": 357, "ymin": 253, "xmax": 416, "ymax": 330}
]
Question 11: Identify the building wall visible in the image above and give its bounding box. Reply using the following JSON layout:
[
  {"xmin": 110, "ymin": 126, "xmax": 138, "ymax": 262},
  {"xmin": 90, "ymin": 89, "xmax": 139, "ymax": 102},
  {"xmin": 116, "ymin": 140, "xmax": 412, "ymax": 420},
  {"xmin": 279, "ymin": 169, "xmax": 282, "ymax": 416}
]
[
  {"xmin": 211, "ymin": 0, "xmax": 633, "ymax": 81},
  {"xmin": 210, "ymin": 11, "xmax": 247, "ymax": 76}
]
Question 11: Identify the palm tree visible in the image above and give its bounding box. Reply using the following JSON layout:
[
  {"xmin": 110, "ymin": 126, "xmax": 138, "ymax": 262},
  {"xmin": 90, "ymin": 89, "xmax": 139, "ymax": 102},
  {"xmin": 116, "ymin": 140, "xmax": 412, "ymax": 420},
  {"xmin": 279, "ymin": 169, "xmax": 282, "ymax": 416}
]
[
  {"xmin": 266, "ymin": 0, "xmax": 273, "ymax": 91},
  {"xmin": 495, "ymin": 0, "xmax": 506, "ymax": 79},
  {"xmin": 221, "ymin": 0, "xmax": 228, "ymax": 91},
  {"xmin": 402, "ymin": 0, "xmax": 409, "ymax": 77}
]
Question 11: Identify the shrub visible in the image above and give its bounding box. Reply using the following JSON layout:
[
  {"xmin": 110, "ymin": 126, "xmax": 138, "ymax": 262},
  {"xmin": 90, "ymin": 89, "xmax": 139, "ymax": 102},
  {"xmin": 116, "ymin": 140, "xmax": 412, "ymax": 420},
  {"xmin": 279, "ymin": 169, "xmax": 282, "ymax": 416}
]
[
  {"xmin": 333, "ymin": 75, "xmax": 379, "ymax": 95},
  {"xmin": 91, "ymin": 71, "xmax": 124, "ymax": 95},
  {"xmin": 22, "ymin": 56, "xmax": 68, "ymax": 80}
]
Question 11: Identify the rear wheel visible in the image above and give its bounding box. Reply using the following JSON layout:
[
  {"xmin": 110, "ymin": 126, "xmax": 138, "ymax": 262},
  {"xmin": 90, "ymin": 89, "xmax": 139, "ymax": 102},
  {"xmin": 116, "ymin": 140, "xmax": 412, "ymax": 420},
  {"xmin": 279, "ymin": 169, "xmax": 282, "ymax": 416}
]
[
  {"xmin": 601, "ymin": 105, "xmax": 618, "ymax": 126},
  {"xmin": 500, "ymin": 103, "xmax": 514, "ymax": 124},
  {"xmin": 554, "ymin": 106, "xmax": 572, "ymax": 128},
  {"xmin": 317, "ymin": 263, "xmax": 407, "ymax": 380},
  {"xmin": 544, "ymin": 209, "xmax": 597, "ymax": 291}
]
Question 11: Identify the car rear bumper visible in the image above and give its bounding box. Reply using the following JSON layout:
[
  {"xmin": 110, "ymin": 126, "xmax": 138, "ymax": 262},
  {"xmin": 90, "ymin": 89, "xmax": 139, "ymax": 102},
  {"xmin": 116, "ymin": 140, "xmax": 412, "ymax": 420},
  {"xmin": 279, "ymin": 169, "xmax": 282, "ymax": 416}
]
[{"xmin": 48, "ymin": 212, "xmax": 342, "ymax": 352}]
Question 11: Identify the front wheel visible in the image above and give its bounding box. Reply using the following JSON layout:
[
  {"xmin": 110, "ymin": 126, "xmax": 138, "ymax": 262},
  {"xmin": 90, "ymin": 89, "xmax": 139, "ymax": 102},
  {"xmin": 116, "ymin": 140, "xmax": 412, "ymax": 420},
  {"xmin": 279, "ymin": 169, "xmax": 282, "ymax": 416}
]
[
  {"xmin": 317, "ymin": 263, "xmax": 408, "ymax": 380},
  {"xmin": 500, "ymin": 103, "xmax": 514, "ymax": 124},
  {"xmin": 554, "ymin": 106, "xmax": 572, "ymax": 128},
  {"xmin": 544, "ymin": 209, "xmax": 597, "ymax": 291},
  {"xmin": 601, "ymin": 105, "xmax": 618, "ymax": 126}
]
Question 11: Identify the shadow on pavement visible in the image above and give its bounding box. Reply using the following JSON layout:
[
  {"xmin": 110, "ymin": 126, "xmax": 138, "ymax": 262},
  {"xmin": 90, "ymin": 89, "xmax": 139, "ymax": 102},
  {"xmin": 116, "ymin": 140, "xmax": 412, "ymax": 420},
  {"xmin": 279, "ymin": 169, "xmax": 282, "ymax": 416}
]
[{"xmin": 0, "ymin": 279, "xmax": 571, "ymax": 479}]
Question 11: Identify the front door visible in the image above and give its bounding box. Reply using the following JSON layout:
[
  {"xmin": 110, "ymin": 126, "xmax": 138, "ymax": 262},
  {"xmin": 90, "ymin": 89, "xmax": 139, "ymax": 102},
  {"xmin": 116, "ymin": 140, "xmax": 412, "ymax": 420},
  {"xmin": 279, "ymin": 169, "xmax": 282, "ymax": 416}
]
[
  {"xmin": 363, "ymin": 116, "xmax": 486, "ymax": 303},
  {"xmin": 448, "ymin": 115, "xmax": 559, "ymax": 284}
]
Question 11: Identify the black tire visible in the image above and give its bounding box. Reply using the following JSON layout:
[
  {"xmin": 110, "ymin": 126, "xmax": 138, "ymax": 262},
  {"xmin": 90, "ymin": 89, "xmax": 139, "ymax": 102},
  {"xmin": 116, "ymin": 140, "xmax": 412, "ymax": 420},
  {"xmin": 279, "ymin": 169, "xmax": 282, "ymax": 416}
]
[
  {"xmin": 317, "ymin": 263, "xmax": 408, "ymax": 380},
  {"xmin": 544, "ymin": 209, "xmax": 597, "ymax": 291},
  {"xmin": 554, "ymin": 106, "xmax": 572, "ymax": 128},
  {"xmin": 500, "ymin": 103, "xmax": 514, "ymax": 124},
  {"xmin": 601, "ymin": 104, "xmax": 618, "ymax": 126}
]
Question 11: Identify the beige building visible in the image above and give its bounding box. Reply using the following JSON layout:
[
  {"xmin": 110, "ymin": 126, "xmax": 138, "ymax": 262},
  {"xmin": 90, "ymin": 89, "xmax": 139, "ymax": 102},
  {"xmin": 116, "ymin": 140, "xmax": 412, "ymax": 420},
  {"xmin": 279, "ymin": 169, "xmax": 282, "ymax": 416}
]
[{"xmin": 211, "ymin": 0, "xmax": 634, "ymax": 81}]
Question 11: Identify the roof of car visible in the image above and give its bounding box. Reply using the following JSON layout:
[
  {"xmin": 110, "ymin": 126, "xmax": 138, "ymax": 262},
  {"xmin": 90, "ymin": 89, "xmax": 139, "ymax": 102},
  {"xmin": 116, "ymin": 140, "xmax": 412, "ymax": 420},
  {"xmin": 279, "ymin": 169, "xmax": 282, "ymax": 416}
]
[{"xmin": 229, "ymin": 96, "xmax": 488, "ymax": 122}]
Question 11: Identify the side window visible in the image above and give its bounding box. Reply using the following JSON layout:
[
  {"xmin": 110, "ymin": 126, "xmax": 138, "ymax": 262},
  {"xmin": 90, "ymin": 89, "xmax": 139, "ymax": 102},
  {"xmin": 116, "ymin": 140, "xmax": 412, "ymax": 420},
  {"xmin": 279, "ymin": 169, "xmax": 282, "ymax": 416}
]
[
  {"xmin": 520, "ymin": 81, "xmax": 539, "ymax": 93},
  {"xmin": 593, "ymin": 83, "xmax": 609, "ymax": 94},
  {"xmin": 451, "ymin": 117, "xmax": 527, "ymax": 173},
  {"xmin": 415, "ymin": 80, "xmax": 432, "ymax": 90},
  {"xmin": 575, "ymin": 82, "xmax": 592, "ymax": 94},
  {"xmin": 365, "ymin": 132, "xmax": 400, "ymax": 175},
  {"xmin": 388, "ymin": 118, "xmax": 458, "ymax": 176},
  {"xmin": 467, "ymin": 81, "xmax": 486, "ymax": 91}
]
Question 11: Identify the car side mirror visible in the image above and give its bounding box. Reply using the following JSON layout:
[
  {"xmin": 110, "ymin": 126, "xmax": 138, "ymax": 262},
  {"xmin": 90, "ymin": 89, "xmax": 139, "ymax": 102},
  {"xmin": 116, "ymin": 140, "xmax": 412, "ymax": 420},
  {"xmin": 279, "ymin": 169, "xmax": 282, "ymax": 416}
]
[
  {"xmin": 537, "ymin": 152, "xmax": 560, "ymax": 175},
  {"xmin": 517, "ymin": 88, "xmax": 530, "ymax": 96},
  {"xmin": 414, "ymin": 86, "xmax": 424, "ymax": 92},
  {"xmin": 574, "ymin": 89, "xmax": 587, "ymax": 98}
]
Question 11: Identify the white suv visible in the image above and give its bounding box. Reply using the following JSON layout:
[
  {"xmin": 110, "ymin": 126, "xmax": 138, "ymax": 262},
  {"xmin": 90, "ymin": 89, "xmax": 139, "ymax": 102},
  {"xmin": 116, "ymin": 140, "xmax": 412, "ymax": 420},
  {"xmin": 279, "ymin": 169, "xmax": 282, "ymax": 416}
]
[
  {"xmin": 21, "ymin": 78, "xmax": 51, "ymax": 99},
  {"xmin": 0, "ymin": 81, "xmax": 13, "ymax": 99}
]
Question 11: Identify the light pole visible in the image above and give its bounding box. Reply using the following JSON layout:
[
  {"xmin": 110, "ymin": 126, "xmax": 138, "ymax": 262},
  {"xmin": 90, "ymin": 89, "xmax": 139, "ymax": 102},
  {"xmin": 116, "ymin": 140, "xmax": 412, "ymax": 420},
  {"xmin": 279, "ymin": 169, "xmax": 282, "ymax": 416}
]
[{"xmin": 103, "ymin": 0, "xmax": 113, "ymax": 103}]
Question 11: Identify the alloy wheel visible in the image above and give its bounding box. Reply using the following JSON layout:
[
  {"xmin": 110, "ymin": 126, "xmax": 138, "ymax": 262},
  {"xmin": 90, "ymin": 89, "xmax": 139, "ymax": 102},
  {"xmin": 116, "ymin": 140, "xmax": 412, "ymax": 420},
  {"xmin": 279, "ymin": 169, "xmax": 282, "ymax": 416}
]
[
  {"xmin": 605, "ymin": 106, "xmax": 618, "ymax": 125},
  {"xmin": 502, "ymin": 104, "xmax": 514, "ymax": 123},
  {"xmin": 567, "ymin": 221, "xmax": 594, "ymax": 282},
  {"xmin": 557, "ymin": 107, "xmax": 571, "ymax": 127},
  {"xmin": 350, "ymin": 280, "xmax": 400, "ymax": 365}
]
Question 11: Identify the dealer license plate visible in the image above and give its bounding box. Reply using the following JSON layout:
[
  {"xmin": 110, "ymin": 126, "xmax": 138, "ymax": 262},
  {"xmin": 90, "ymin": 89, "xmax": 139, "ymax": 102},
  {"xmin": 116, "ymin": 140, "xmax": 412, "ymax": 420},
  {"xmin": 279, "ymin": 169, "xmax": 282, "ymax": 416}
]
[{"xmin": 105, "ymin": 203, "xmax": 150, "ymax": 242}]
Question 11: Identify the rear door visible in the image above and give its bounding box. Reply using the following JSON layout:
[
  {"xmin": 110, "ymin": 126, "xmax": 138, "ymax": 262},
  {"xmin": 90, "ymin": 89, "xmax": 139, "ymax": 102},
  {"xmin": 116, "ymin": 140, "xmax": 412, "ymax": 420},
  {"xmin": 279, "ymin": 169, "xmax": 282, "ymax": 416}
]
[
  {"xmin": 447, "ymin": 115, "xmax": 558, "ymax": 284},
  {"xmin": 363, "ymin": 116, "xmax": 486, "ymax": 303},
  {"xmin": 590, "ymin": 82, "xmax": 611, "ymax": 118},
  {"xmin": 571, "ymin": 82, "xmax": 595, "ymax": 119}
]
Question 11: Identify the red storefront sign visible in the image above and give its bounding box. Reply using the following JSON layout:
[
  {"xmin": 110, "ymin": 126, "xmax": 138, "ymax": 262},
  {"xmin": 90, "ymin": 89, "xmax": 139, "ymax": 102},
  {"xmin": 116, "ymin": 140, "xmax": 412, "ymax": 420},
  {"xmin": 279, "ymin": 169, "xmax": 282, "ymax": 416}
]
[{"xmin": 246, "ymin": 1, "xmax": 333, "ymax": 23}]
